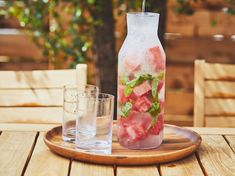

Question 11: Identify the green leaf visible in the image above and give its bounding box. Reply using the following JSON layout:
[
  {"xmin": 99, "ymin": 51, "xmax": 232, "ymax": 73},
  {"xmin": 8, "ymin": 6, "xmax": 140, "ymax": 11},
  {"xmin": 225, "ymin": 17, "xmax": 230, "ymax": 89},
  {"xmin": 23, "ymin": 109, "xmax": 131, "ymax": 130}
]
[
  {"xmin": 126, "ymin": 74, "xmax": 153, "ymax": 88},
  {"xmin": 152, "ymin": 77, "xmax": 158, "ymax": 99},
  {"xmin": 147, "ymin": 102, "xmax": 161, "ymax": 129},
  {"xmin": 120, "ymin": 102, "xmax": 132, "ymax": 117},
  {"xmin": 157, "ymin": 71, "xmax": 164, "ymax": 80},
  {"xmin": 124, "ymin": 86, "xmax": 133, "ymax": 97},
  {"xmin": 120, "ymin": 75, "xmax": 129, "ymax": 85}
]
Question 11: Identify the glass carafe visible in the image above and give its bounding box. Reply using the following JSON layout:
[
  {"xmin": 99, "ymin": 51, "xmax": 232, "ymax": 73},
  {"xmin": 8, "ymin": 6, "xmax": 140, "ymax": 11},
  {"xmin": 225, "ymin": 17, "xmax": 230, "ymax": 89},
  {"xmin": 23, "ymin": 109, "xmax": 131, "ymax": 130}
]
[{"xmin": 117, "ymin": 12, "xmax": 166, "ymax": 149}]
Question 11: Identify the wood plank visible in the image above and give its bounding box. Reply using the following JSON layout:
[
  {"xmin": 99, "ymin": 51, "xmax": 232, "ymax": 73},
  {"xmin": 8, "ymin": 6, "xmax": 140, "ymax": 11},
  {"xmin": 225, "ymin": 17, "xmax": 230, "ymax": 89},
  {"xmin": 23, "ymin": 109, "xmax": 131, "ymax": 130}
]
[
  {"xmin": 225, "ymin": 135, "xmax": 235, "ymax": 153},
  {"xmin": 70, "ymin": 161, "xmax": 114, "ymax": 176},
  {"xmin": 205, "ymin": 117, "xmax": 235, "ymax": 127},
  {"xmin": 186, "ymin": 127, "xmax": 235, "ymax": 135},
  {"xmin": 205, "ymin": 81, "xmax": 235, "ymax": 98},
  {"xmin": 0, "ymin": 123, "xmax": 59, "ymax": 131},
  {"xmin": 205, "ymin": 99, "xmax": 235, "ymax": 116},
  {"xmin": 197, "ymin": 135, "xmax": 235, "ymax": 175},
  {"xmin": 165, "ymin": 91, "xmax": 193, "ymax": 115},
  {"xmin": 160, "ymin": 154, "xmax": 204, "ymax": 176},
  {"xmin": 0, "ymin": 89, "xmax": 63, "ymax": 106},
  {"xmin": 0, "ymin": 70, "xmax": 76, "ymax": 88},
  {"xmin": 194, "ymin": 60, "xmax": 205, "ymax": 127},
  {"xmin": 165, "ymin": 114, "xmax": 193, "ymax": 126},
  {"xmin": 0, "ymin": 131, "xmax": 37, "ymax": 175},
  {"xmin": 24, "ymin": 133, "xmax": 69, "ymax": 176},
  {"xmin": 117, "ymin": 166, "xmax": 159, "ymax": 176},
  {"xmin": 0, "ymin": 107, "xmax": 62, "ymax": 124},
  {"xmin": 204, "ymin": 63, "xmax": 235, "ymax": 80}
]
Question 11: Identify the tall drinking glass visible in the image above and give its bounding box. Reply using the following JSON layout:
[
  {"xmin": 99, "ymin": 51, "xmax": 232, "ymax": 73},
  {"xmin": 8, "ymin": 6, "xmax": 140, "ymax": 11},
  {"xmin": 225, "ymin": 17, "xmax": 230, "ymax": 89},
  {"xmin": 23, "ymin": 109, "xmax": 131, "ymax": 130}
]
[
  {"xmin": 62, "ymin": 84, "xmax": 98, "ymax": 142},
  {"xmin": 76, "ymin": 93, "xmax": 114, "ymax": 154}
]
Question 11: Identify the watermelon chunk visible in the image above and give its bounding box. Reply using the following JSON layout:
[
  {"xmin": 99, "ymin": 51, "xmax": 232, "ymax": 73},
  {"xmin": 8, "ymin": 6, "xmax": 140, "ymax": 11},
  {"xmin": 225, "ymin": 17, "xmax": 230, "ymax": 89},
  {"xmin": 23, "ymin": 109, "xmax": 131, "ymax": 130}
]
[
  {"xmin": 134, "ymin": 96, "xmax": 152, "ymax": 112},
  {"xmin": 133, "ymin": 81, "xmax": 151, "ymax": 97},
  {"xmin": 118, "ymin": 85, "xmax": 128, "ymax": 104},
  {"xmin": 147, "ymin": 46, "xmax": 165, "ymax": 72},
  {"xmin": 123, "ymin": 58, "xmax": 141, "ymax": 74},
  {"xmin": 158, "ymin": 80, "xmax": 164, "ymax": 92},
  {"xmin": 149, "ymin": 113, "xmax": 164, "ymax": 135},
  {"xmin": 126, "ymin": 124, "xmax": 147, "ymax": 141}
]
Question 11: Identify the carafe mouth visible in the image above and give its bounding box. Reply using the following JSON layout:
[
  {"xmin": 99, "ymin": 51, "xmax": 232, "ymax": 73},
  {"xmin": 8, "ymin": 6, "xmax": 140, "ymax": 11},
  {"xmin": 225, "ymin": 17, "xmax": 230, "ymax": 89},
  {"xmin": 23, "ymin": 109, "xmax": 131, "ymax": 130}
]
[{"xmin": 127, "ymin": 12, "xmax": 159, "ymax": 34}]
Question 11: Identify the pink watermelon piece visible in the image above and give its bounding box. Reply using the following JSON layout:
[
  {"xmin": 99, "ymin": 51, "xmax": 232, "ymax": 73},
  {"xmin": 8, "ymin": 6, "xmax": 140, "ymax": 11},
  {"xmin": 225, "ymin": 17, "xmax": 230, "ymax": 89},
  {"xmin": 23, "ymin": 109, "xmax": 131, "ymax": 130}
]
[
  {"xmin": 133, "ymin": 81, "xmax": 151, "ymax": 97},
  {"xmin": 126, "ymin": 124, "xmax": 147, "ymax": 141},
  {"xmin": 149, "ymin": 113, "xmax": 164, "ymax": 135},
  {"xmin": 147, "ymin": 46, "xmax": 165, "ymax": 71},
  {"xmin": 123, "ymin": 58, "xmax": 141, "ymax": 74},
  {"xmin": 118, "ymin": 85, "xmax": 128, "ymax": 104},
  {"xmin": 158, "ymin": 80, "xmax": 164, "ymax": 92},
  {"xmin": 134, "ymin": 96, "xmax": 152, "ymax": 112}
]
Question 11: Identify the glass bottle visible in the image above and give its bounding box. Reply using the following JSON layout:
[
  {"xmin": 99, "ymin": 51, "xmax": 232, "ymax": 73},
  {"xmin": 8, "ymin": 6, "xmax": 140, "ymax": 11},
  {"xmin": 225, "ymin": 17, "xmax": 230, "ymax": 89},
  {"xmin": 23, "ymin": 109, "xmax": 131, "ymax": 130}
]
[{"xmin": 117, "ymin": 12, "xmax": 166, "ymax": 149}]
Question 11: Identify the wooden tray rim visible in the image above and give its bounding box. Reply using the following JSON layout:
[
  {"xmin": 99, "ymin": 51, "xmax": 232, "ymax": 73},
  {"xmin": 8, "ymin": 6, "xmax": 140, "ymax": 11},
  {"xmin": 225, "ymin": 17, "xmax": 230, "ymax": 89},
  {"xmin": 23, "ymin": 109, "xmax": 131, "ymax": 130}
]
[{"xmin": 44, "ymin": 124, "xmax": 202, "ymax": 165}]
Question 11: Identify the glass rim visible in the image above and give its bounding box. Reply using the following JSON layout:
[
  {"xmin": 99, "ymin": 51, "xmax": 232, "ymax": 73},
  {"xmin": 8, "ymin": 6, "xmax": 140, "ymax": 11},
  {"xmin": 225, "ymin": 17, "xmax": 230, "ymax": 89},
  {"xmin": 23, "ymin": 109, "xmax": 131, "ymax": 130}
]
[
  {"xmin": 77, "ymin": 92, "xmax": 114, "ymax": 101},
  {"xmin": 127, "ymin": 12, "xmax": 160, "ymax": 17},
  {"xmin": 63, "ymin": 84, "xmax": 98, "ymax": 89}
]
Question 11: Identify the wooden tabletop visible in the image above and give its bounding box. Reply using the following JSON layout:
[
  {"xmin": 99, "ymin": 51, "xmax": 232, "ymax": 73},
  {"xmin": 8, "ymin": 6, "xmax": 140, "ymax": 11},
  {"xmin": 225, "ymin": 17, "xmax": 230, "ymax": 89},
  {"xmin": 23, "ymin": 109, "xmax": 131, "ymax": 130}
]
[{"xmin": 0, "ymin": 126, "xmax": 235, "ymax": 176}]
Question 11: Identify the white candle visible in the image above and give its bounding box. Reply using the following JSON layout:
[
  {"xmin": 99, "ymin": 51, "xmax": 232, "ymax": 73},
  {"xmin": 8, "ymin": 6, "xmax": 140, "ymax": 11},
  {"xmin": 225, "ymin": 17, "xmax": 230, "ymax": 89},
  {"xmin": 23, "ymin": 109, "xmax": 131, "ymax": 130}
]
[{"xmin": 76, "ymin": 64, "xmax": 87, "ymax": 91}]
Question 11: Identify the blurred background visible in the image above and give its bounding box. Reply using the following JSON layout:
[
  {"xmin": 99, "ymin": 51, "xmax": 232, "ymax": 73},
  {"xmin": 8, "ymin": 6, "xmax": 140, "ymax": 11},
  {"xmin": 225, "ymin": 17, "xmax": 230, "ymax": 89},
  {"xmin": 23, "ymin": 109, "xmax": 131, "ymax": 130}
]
[{"xmin": 0, "ymin": 0, "xmax": 235, "ymax": 125}]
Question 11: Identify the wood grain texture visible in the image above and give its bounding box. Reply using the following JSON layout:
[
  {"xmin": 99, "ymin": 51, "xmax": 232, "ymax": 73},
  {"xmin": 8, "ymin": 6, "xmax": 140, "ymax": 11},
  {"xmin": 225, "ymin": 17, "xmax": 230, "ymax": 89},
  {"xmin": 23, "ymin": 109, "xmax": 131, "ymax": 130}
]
[
  {"xmin": 70, "ymin": 161, "xmax": 114, "ymax": 176},
  {"xmin": 205, "ymin": 117, "xmax": 235, "ymax": 127},
  {"xmin": 24, "ymin": 133, "xmax": 70, "ymax": 176},
  {"xmin": 204, "ymin": 63, "xmax": 235, "ymax": 80},
  {"xmin": 0, "ymin": 131, "xmax": 37, "ymax": 176},
  {"xmin": 0, "ymin": 123, "xmax": 59, "ymax": 131},
  {"xmin": 44, "ymin": 125, "xmax": 201, "ymax": 165},
  {"xmin": 0, "ymin": 70, "xmax": 76, "ymax": 89},
  {"xmin": 186, "ymin": 127, "xmax": 235, "ymax": 135},
  {"xmin": 197, "ymin": 135, "xmax": 235, "ymax": 176},
  {"xmin": 194, "ymin": 60, "xmax": 205, "ymax": 127},
  {"xmin": 205, "ymin": 99, "xmax": 235, "ymax": 116},
  {"xmin": 160, "ymin": 154, "xmax": 203, "ymax": 176},
  {"xmin": 117, "ymin": 166, "xmax": 159, "ymax": 176},
  {"xmin": 0, "ymin": 107, "xmax": 62, "ymax": 124},
  {"xmin": 0, "ymin": 89, "xmax": 63, "ymax": 106},
  {"xmin": 205, "ymin": 81, "xmax": 235, "ymax": 98},
  {"xmin": 224, "ymin": 135, "xmax": 235, "ymax": 153}
]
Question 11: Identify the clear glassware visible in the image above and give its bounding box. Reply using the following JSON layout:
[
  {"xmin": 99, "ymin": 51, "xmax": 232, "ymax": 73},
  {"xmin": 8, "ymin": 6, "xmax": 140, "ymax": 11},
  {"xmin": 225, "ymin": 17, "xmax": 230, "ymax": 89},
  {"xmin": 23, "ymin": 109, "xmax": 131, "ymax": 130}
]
[{"xmin": 117, "ymin": 12, "xmax": 166, "ymax": 149}]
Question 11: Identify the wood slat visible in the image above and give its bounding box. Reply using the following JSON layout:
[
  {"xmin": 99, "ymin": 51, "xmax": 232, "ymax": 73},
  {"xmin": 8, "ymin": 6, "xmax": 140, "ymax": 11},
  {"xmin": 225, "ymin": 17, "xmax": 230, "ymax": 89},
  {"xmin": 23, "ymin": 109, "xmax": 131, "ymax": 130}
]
[
  {"xmin": 205, "ymin": 81, "xmax": 235, "ymax": 98},
  {"xmin": 117, "ymin": 166, "xmax": 159, "ymax": 176},
  {"xmin": 165, "ymin": 91, "xmax": 193, "ymax": 115},
  {"xmin": 160, "ymin": 154, "xmax": 204, "ymax": 176},
  {"xmin": 0, "ymin": 123, "xmax": 59, "ymax": 131},
  {"xmin": 0, "ymin": 89, "xmax": 63, "ymax": 106},
  {"xmin": 70, "ymin": 162, "xmax": 114, "ymax": 176},
  {"xmin": 197, "ymin": 135, "xmax": 235, "ymax": 175},
  {"xmin": 204, "ymin": 63, "xmax": 235, "ymax": 80},
  {"xmin": 0, "ymin": 70, "xmax": 76, "ymax": 89},
  {"xmin": 225, "ymin": 135, "xmax": 235, "ymax": 153},
  {"xmin": 165, "ymin": 114, "xmax": 193, "ymax": 126},
  {"xmin": 205, "ymin": 99, "xmax": 235, "ymax": 116},
  {"xmin": 0, "ymin": 131, "xmax": 37, "ymax": 175},
  {"xmin": 0, "ymin": 107, "xmax": 62, "ymax": 124},
  {"xmin": 186, "ymin": 127, "xmax": 235, "ymax": 135},
  {"xmin": 205, "ymin": 117, "xmax": 235, "ymax": 127},
  {"xmin": 24, "ymin": 133, "xmax": 69, "ymax": 176},
  {"xmin": 194, "ymin": 60, "xmax": 205, "ymax": 127}
]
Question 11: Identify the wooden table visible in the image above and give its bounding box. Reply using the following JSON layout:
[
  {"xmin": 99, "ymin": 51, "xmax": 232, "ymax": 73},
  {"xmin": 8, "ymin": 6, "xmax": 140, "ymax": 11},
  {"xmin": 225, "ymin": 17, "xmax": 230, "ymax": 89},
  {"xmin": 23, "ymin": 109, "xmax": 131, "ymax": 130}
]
[{"xmin": 0, "ymin": 126, "xmax": 235, "ymax": 176}]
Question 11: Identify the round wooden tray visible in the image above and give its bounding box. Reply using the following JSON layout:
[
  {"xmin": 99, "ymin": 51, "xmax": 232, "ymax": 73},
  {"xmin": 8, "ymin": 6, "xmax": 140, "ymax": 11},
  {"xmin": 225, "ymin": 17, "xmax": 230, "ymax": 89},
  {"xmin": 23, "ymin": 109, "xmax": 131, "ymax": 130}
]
[{"xmin": 44, "ymin": 124, "xmax": 201, "ymax": 165}]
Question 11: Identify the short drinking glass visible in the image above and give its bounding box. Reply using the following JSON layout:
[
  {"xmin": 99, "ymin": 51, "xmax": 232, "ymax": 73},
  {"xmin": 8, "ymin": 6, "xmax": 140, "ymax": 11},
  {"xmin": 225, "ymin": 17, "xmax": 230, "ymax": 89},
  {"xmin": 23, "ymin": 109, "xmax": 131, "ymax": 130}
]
[
  {"xmin": 76, "ymin": 93, "xmax": 114, "ymax": 154},
  {"xmin": 62, "ymin": 84, "xmax": 98, "ymax": 142}
]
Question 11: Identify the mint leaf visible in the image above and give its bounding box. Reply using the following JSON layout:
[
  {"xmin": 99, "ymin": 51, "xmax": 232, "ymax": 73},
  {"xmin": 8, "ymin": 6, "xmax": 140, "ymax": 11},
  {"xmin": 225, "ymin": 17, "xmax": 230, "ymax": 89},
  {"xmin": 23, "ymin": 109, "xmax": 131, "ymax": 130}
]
[
  {"xmin": 126, "ymin": 74, "xmax": 153, "ymax": 88},
  {"xmin": 147, "ymin": 102, "xmax": 161, "ymax": 129},
  {"xmin": 157, "ymin": 71, "xmax": 164, "ymax": 80},
  {"xmin": 120, "ymin": 75, "xmax": 129, "ymax": 85},
  {"xmin": 152, "ymin": 77, "xmax": 158, "ymax": 99},
  {"xmin": 120, "ymin": 102, "xmax": 132, "ymax": 117},
  {"xmin": 124, "ymin": 86, "xmax": 133, "ymax": 97}
]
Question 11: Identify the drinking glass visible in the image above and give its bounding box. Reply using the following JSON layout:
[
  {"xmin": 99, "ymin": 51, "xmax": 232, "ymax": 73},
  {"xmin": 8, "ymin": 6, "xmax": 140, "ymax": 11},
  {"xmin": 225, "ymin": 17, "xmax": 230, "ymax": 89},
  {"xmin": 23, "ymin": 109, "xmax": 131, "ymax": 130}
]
[
  {"xmin": 76, "ymin": 93, "xmax": 114, "ymax": 154},
  {"xmin": 62, "ymin": 84, "xmax": 98, "ymax": 142}
]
